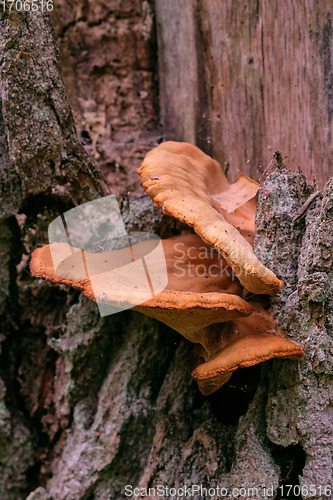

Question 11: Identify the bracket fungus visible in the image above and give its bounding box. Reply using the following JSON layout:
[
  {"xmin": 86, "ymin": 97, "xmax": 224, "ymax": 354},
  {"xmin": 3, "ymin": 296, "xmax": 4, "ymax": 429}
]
[
  {"xmin": 138, "ymin": 141, "xmax": 283, "ymax": 295},
  {"xmin": 30, "ymin": 232, "xmax": 252, "ymax": 343},
  {"xmin": 31, "ymin": 141, "xmax": 304, "ymax": 395}
]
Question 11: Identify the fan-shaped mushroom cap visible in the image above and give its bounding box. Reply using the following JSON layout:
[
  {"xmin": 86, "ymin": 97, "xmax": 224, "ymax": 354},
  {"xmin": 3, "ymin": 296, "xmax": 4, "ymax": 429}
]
[
  {"xmin": 30, "ymin": 233, "xmax": 253, "ymax": 343},
  {"xmin": 191, "ymin": 304, "xmax": 304, "ymax": 395},
  {"xmin": 138, "ymin": 141, "xmax": 283, "ymax": 295}
]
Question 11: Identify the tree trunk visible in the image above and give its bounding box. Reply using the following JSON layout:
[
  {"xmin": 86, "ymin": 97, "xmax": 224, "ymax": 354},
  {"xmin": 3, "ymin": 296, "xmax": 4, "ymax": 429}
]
[
  {"xmin": 0, "ymin": 2, "xmax": 331, "ymax": 500},
  {"xmin": 155, "ymin": 0, "xmax": 333, "ymax": 186}
]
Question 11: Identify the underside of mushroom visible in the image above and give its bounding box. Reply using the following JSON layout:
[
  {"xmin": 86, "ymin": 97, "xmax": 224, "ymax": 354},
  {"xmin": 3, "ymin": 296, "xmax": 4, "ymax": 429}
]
[
  {"xmin": 30, "ymin": 232, "xmax": 253, "ymax": 342},
  {"xmin": 191, "ymin": 303, "xmax": 304, "ymax": 395}
]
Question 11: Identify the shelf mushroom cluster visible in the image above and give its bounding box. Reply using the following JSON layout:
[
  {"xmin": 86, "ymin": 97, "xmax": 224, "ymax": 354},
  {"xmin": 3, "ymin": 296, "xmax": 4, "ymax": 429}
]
[
  {"xmin": 30, "ymin": 141, "xmax": 303, "ymax": 395},
  {"xmin": 137, "ymin": 142, "xmax": 303, "ymax": 394}
]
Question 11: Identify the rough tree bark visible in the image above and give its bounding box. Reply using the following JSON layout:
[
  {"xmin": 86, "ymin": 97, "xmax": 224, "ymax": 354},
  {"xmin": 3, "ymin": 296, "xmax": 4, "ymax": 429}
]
[{"xmin": 0, "ymin": 2, "xmax": 332, "ymax": 500}]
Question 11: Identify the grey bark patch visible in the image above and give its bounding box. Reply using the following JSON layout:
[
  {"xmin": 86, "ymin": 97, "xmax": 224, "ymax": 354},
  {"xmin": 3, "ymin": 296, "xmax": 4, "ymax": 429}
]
[{"xmin": 255, "ymin": 168, "xmax": 333, "ymax": 494}]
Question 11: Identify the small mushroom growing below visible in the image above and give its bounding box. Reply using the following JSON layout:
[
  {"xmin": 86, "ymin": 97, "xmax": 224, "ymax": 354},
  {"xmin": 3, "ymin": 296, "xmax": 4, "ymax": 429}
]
[
  {"xmin": 191, "ymin": 303, "xmax": 304, "ymax": 395},
  {"xmin": 138, "ymin": 141, "xmax": 283, "ymax": 295}
]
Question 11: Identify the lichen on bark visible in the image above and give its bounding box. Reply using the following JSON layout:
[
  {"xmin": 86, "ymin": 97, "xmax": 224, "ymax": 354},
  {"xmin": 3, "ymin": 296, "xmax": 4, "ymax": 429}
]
[{"xmin": 255, "ymin": 166, "xmax": 333, "ymax": 495}]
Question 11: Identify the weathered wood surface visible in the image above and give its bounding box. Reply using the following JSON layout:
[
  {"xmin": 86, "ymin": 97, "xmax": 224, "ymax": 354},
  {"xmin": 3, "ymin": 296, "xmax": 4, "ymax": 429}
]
[
  {"xmin": 52, "ymin": 0, "xmax": 160, "ymax": 199},
  {"xmin": 156, "ymin": 0, "xmax": 333, "ymax": 185}
]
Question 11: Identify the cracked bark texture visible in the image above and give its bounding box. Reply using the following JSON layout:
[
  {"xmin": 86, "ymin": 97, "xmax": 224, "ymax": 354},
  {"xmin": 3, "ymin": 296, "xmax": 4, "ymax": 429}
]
[
  {"xmin": 255, "ymin": 167, "xmax": 333, "ymax": 493},
  {"xmin": 0, "ymin": 6, "xmax": 106, "ymax": 218},
  {"xmin": 0, "ymin": 1, "xmax": 332, "ymax": 500}
]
